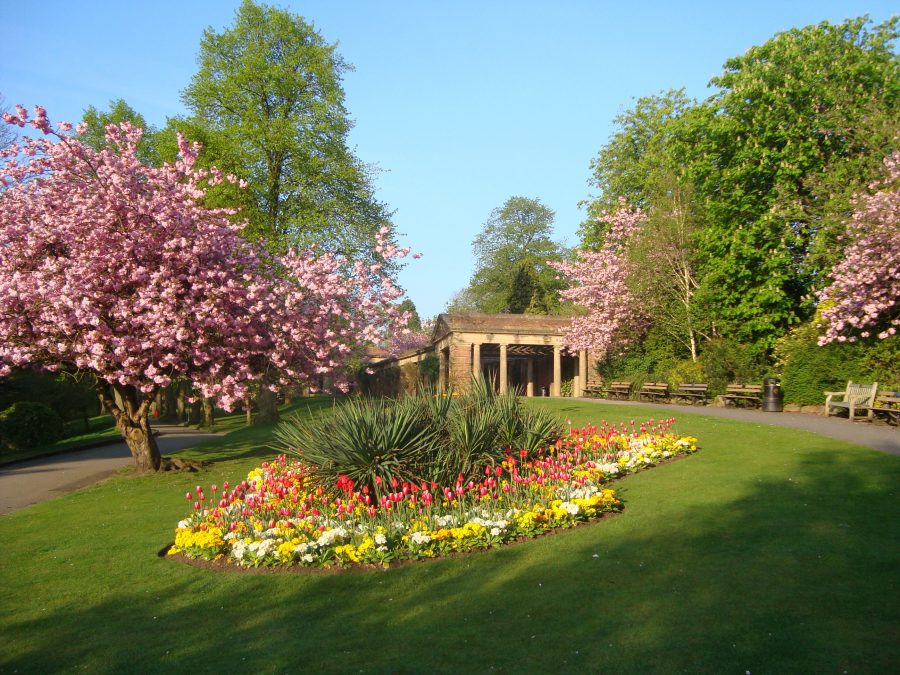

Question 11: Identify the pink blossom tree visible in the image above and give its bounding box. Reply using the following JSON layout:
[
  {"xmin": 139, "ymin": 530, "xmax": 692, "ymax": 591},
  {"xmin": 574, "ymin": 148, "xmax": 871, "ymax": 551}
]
[
  {"xmin": 550, "ymin": 200, "xmax": 649, "ymax": 355},
  {"xmin": 817, "ymin": 151, "xmax": 900, "ymax": 345},
  {"xmin": 0, "ymin": 106, "xmax": 411, "ymax": 471}
]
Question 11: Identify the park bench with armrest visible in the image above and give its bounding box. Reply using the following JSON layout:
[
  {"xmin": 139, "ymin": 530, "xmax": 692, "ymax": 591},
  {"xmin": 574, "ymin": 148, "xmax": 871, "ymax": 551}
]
[
  {"xmin": 638, "ymin": 382, "xmax": 670, "ymax": 403},
  {"xmin": 671, "ymin": 383, "xmax": 709, "ymax": 405},
  {"xmin": 722, "ymin": 384, "xmax": 763, "ymax": 408},
  {"xmin": 825, "ymin": 381, "xmax": 878, "ymax": 421},
  {"xmin": 606, "ymin": 381, "xmax": 633, "ymax": 400}
]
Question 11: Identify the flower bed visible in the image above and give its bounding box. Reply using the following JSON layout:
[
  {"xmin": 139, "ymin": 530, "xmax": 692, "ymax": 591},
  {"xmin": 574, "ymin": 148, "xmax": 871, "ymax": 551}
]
[{"xmin": 168, "ymin": 418, "xmax": 698, "ymax": 569}]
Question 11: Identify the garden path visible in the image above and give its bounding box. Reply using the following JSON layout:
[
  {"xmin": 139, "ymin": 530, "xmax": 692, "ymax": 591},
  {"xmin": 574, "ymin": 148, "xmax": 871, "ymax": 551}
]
[
  {"xmin": 0, "ymin": 425, "xmax": 223, "ymax": 515},
  {"xmin": 575, "ymin": 398, "xmax": 900, "ymax": 456}
]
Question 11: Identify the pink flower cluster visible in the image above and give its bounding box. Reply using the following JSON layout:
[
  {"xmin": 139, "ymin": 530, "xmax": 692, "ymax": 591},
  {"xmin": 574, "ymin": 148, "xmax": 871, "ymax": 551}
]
[
  {"xmin": 0, "ymin": 105, "xmax": 413, "ymax": 408},
  {"xmin": 817, "ymin": 152, "xmax": 900, "ymax": 344},
  {"xmin": 550, "ymin": 199, "xmax": 649, "ymax": 355}
]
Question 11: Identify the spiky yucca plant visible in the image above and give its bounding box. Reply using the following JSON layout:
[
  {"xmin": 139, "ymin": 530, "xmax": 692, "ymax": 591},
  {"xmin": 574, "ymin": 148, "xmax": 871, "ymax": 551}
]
[{"xmin": 272, "ymin": 377, "xmax": 562, "ymax": 492}]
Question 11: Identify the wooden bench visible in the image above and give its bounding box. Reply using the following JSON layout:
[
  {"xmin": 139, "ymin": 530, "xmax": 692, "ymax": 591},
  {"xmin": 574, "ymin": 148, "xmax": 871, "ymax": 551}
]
[
  {"xmin": 862, "ymin": 392, "xmax": 900, "ymax": 425},
  {"xmin": 606, "ymin": 381, "xmax": 633, "ymax": 400},
  {"xmin": 825, "ymin": 381, "xmax": 878, "ymax": 421},
  {"xmin": 582, "ymin": 384, "xmax": 605, "ymax": 398},
  {"xmin": 722, "ymin": 384, "xmax": 763, "ymax": 408},
  {"xmin": 638, "ymin": 382, "xmax": 669, "ymax": 403},
  {"xmin": 672, "ymin": 383, "xmax": 709, "ymax": 405}
]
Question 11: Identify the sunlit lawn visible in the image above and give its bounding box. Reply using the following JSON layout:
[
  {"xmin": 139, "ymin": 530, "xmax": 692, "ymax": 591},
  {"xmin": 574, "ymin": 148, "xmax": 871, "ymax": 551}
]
[{"xmin": 2, "ymin": 397, "xmax": 897, "ymax": 673}]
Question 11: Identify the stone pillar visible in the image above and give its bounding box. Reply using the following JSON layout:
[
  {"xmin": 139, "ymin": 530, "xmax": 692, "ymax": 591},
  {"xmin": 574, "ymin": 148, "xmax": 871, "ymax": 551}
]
[
  {"xmin": 438, "ymin": 347, "xmax": 447, "ymax": 392},
  {"xmin": 450, "ymin": 344, "xmax": 473, "ymax": 391},
  {"xmin": 577, "ymin": 349, "xmax": 588, "ymax": 397},
  {"xmin": 472, "ymin": 343, "xmax": 481, "ymax": 380},
  {"xmin": 526, "ymin": 359, "xmax": 534, "ymax": 397},
  {"xmin": 499, "ymin": 344, "xmax": 508, "ymax": 394},
  {"xmin": 552, "ymin": 345, "xmax": 561, "ymax": 397}
]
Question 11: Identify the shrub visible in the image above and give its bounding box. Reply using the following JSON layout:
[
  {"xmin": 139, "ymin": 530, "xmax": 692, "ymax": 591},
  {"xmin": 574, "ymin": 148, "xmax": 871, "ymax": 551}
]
[
  {"xmin": 699, "ymin": 338, "xmax": 766, "ymax": 394},
  {"xmin": 0, "ymin": 401, "xmax": 65, "ymax": 450},
  {"xmin": 667, "ymin": 359, "xmax": 706, "ymax": 387},
  {"xmin": 595, "ymin": 327, "xmax": 683, "ymax": 388},
  {"xmin": 776, "ymin": 322, "xmax": 871, "ymax": 405},
  {"xmin": 272, "ymin": 379, "xmax": 562, "ymax": 493},
  {"xmin": 418, "ymin": 355, "xmax": 440, "ymax": 385}
]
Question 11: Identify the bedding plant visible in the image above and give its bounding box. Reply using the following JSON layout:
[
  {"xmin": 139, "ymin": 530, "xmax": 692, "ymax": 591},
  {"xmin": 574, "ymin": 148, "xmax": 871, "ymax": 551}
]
[{"xmin": 169, "ymin": 408, "xmax": 698, "ymax": 569}]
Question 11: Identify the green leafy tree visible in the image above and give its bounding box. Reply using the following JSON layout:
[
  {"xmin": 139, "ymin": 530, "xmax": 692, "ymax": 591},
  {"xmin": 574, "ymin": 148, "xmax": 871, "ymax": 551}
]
[
  {"xmin": 462, "ymin": 196, "xmax": 566, "ymax": 314},
  {"xmin": 397, "ymin": 298, "xmax": 422, "ymax": 331},
  {"xmin": 628, "ymin": 175, "xmax": 710, "ymax": 361},
  {"xmin": 179, "ymin": 0, "xmax": 392, "ymax": 258},
  {"xmin": 580, "ymin": 89, "xmax": 694, "ymax": 249},
  {"xmin": 689, "ymin": 16, "xmax": 899, "ymax": 349},
  {"xmin": 582, "ymin": 16, "xmax": 898, "ymax": 355},
  {"xmin": 81, "ymin": 99, "xmax": 163, "ymax": 166}
]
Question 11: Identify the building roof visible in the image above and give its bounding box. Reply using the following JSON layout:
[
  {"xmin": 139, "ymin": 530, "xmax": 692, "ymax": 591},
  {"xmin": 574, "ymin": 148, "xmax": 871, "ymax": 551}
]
[{"xmin": 432, "ymin": 313, "xmax": 571, "ymax": 341}]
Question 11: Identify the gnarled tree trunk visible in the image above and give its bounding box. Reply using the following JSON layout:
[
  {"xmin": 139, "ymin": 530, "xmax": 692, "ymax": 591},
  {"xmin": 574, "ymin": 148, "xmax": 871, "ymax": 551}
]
[{"xmin": 97, "ymin": 382, "xmax": 162, "ymax": 472}]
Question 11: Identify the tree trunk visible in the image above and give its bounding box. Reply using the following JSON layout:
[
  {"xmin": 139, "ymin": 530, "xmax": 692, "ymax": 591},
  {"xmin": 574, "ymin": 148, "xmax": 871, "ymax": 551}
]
[
  {"xmin": 97, "ymin": 382, "xmax": 162, "ymax": 472},
  {"xmin": 244, "ymin": 393, "xmax": 253, "ymax": 427},
  {"xmin": 121, "ymin": 415, "xmax": 162, "ymax": 472},
  {"xmin": 188, "ymin": 400, "xmax": 202, "ymax": 426},
  {"xmin": 176, "ymin": 382, "xmax": 189, "ymax": 425},
  {"xmin": 161, "ymin": 385, "xmax": 178, "ymax": 422},
  {"xmin": 201, "ymin": 397, "xmax": 215, "ymax": 428},
  {"xmin": 255, "ymin": 385, "xmax": 280, "ymax": 425}
]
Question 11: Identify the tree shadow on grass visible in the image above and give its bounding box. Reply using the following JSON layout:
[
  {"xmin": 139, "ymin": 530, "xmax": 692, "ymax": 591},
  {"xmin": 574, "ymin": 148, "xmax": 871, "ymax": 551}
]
[
  {"xmin": 171, "ymin": 397, "xmax": 340, "ymax": 465},
  {"xmin": 4, "ymin": 443, "xmax": 899, "ymax": 673}
]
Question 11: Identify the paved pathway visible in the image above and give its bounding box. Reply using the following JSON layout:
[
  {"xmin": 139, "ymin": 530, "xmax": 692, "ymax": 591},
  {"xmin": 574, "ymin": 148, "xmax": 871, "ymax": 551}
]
[
  {"xmin": 573, "ymin": 398, "xmax": 900, "ymax": 456},
  {"xmin": 0, "ymin": 426, "xmax": 223, "ymax": 516}
]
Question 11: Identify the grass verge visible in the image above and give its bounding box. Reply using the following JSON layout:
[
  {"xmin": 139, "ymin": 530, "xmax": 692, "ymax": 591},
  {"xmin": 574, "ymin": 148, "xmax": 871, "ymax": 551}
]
[{"xmin": 1, "ymin": 397, "xmax": 897, "ymax": 673}]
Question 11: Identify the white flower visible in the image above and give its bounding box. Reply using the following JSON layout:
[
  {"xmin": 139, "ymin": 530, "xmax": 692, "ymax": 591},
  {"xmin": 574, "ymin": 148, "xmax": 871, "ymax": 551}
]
[
  {"xmin": 316, "ymin": 527, "xmax": 349, "ymax": 547},
  {"xmin": 410, "ymin": 531, "xmax": 431, "ymax": 545},
  {"xmin": 374, "ymin": 533, "xmax": 387, "ymax": 546}
]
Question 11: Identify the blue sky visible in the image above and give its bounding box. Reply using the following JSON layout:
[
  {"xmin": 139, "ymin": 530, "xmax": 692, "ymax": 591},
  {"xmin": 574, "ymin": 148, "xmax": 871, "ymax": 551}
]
[{"xmin": 2, "ymin": 1, "xmax": 896, "ymax": 319}]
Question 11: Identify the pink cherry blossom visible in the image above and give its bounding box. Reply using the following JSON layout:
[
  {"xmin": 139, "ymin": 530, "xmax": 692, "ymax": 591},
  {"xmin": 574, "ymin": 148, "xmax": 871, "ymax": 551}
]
[
  {"xmin": 550, "ymin": 199, "xmax": 649, "ymax": 355},
  {"xmin": 817, "ymin": 152, "xmax": 900, "ymax": 345},
  {"xmin": 0, "ymin": 105, "xmax": 413, "ymax": 470}
]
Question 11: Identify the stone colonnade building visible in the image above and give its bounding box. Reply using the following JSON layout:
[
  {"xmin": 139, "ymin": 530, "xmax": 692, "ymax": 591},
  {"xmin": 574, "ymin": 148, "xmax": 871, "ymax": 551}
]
[{"xmin": 362, "ymin": 313, "xmax": 599, "ymax": 397}]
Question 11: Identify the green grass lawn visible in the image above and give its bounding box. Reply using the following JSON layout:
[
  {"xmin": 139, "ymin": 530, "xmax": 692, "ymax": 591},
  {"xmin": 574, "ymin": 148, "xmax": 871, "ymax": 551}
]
[{"xmin": 2, "ymin": 398, "xmax": 898, "ymax": 673}]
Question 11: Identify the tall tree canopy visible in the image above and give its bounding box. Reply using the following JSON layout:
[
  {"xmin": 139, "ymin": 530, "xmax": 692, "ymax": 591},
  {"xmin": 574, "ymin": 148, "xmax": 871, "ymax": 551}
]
[
  {"xmin": 581, "ymin": 16, "xmax": 899, "ymax": 355},
  {"xmin": 454, "ymin": 196, "xmax": 566, "ymax": 314},
  {"xmin": 180, "ymin": 0, "xmax": 392, "ymax": 258},
  {"xmin": 0, "ymin": 106, "xmax": 410, "ymax": 471}
]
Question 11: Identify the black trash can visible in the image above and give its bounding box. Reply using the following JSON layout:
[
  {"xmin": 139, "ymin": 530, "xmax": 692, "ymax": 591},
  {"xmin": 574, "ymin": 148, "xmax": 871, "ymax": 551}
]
[{"xmin": 763, "ymin": 377, "xmax": 783, "ymax": 412}]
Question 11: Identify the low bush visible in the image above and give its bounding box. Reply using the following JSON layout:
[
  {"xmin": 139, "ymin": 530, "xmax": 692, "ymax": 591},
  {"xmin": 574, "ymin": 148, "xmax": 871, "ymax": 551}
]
[
  {"xmin": 272, "ymin": 379, "xmax": 562, "ymax": 493},
  {"xmin": 775, "ymin": 321, "xmax": 873, "ymax": 405},
  {"xmin": 0, "ymin": 401, "xmax": 65, "ymax": 450},
  {"xmin": 700, "ymin": 338, "xmax": 766, "ymax": 394}
]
